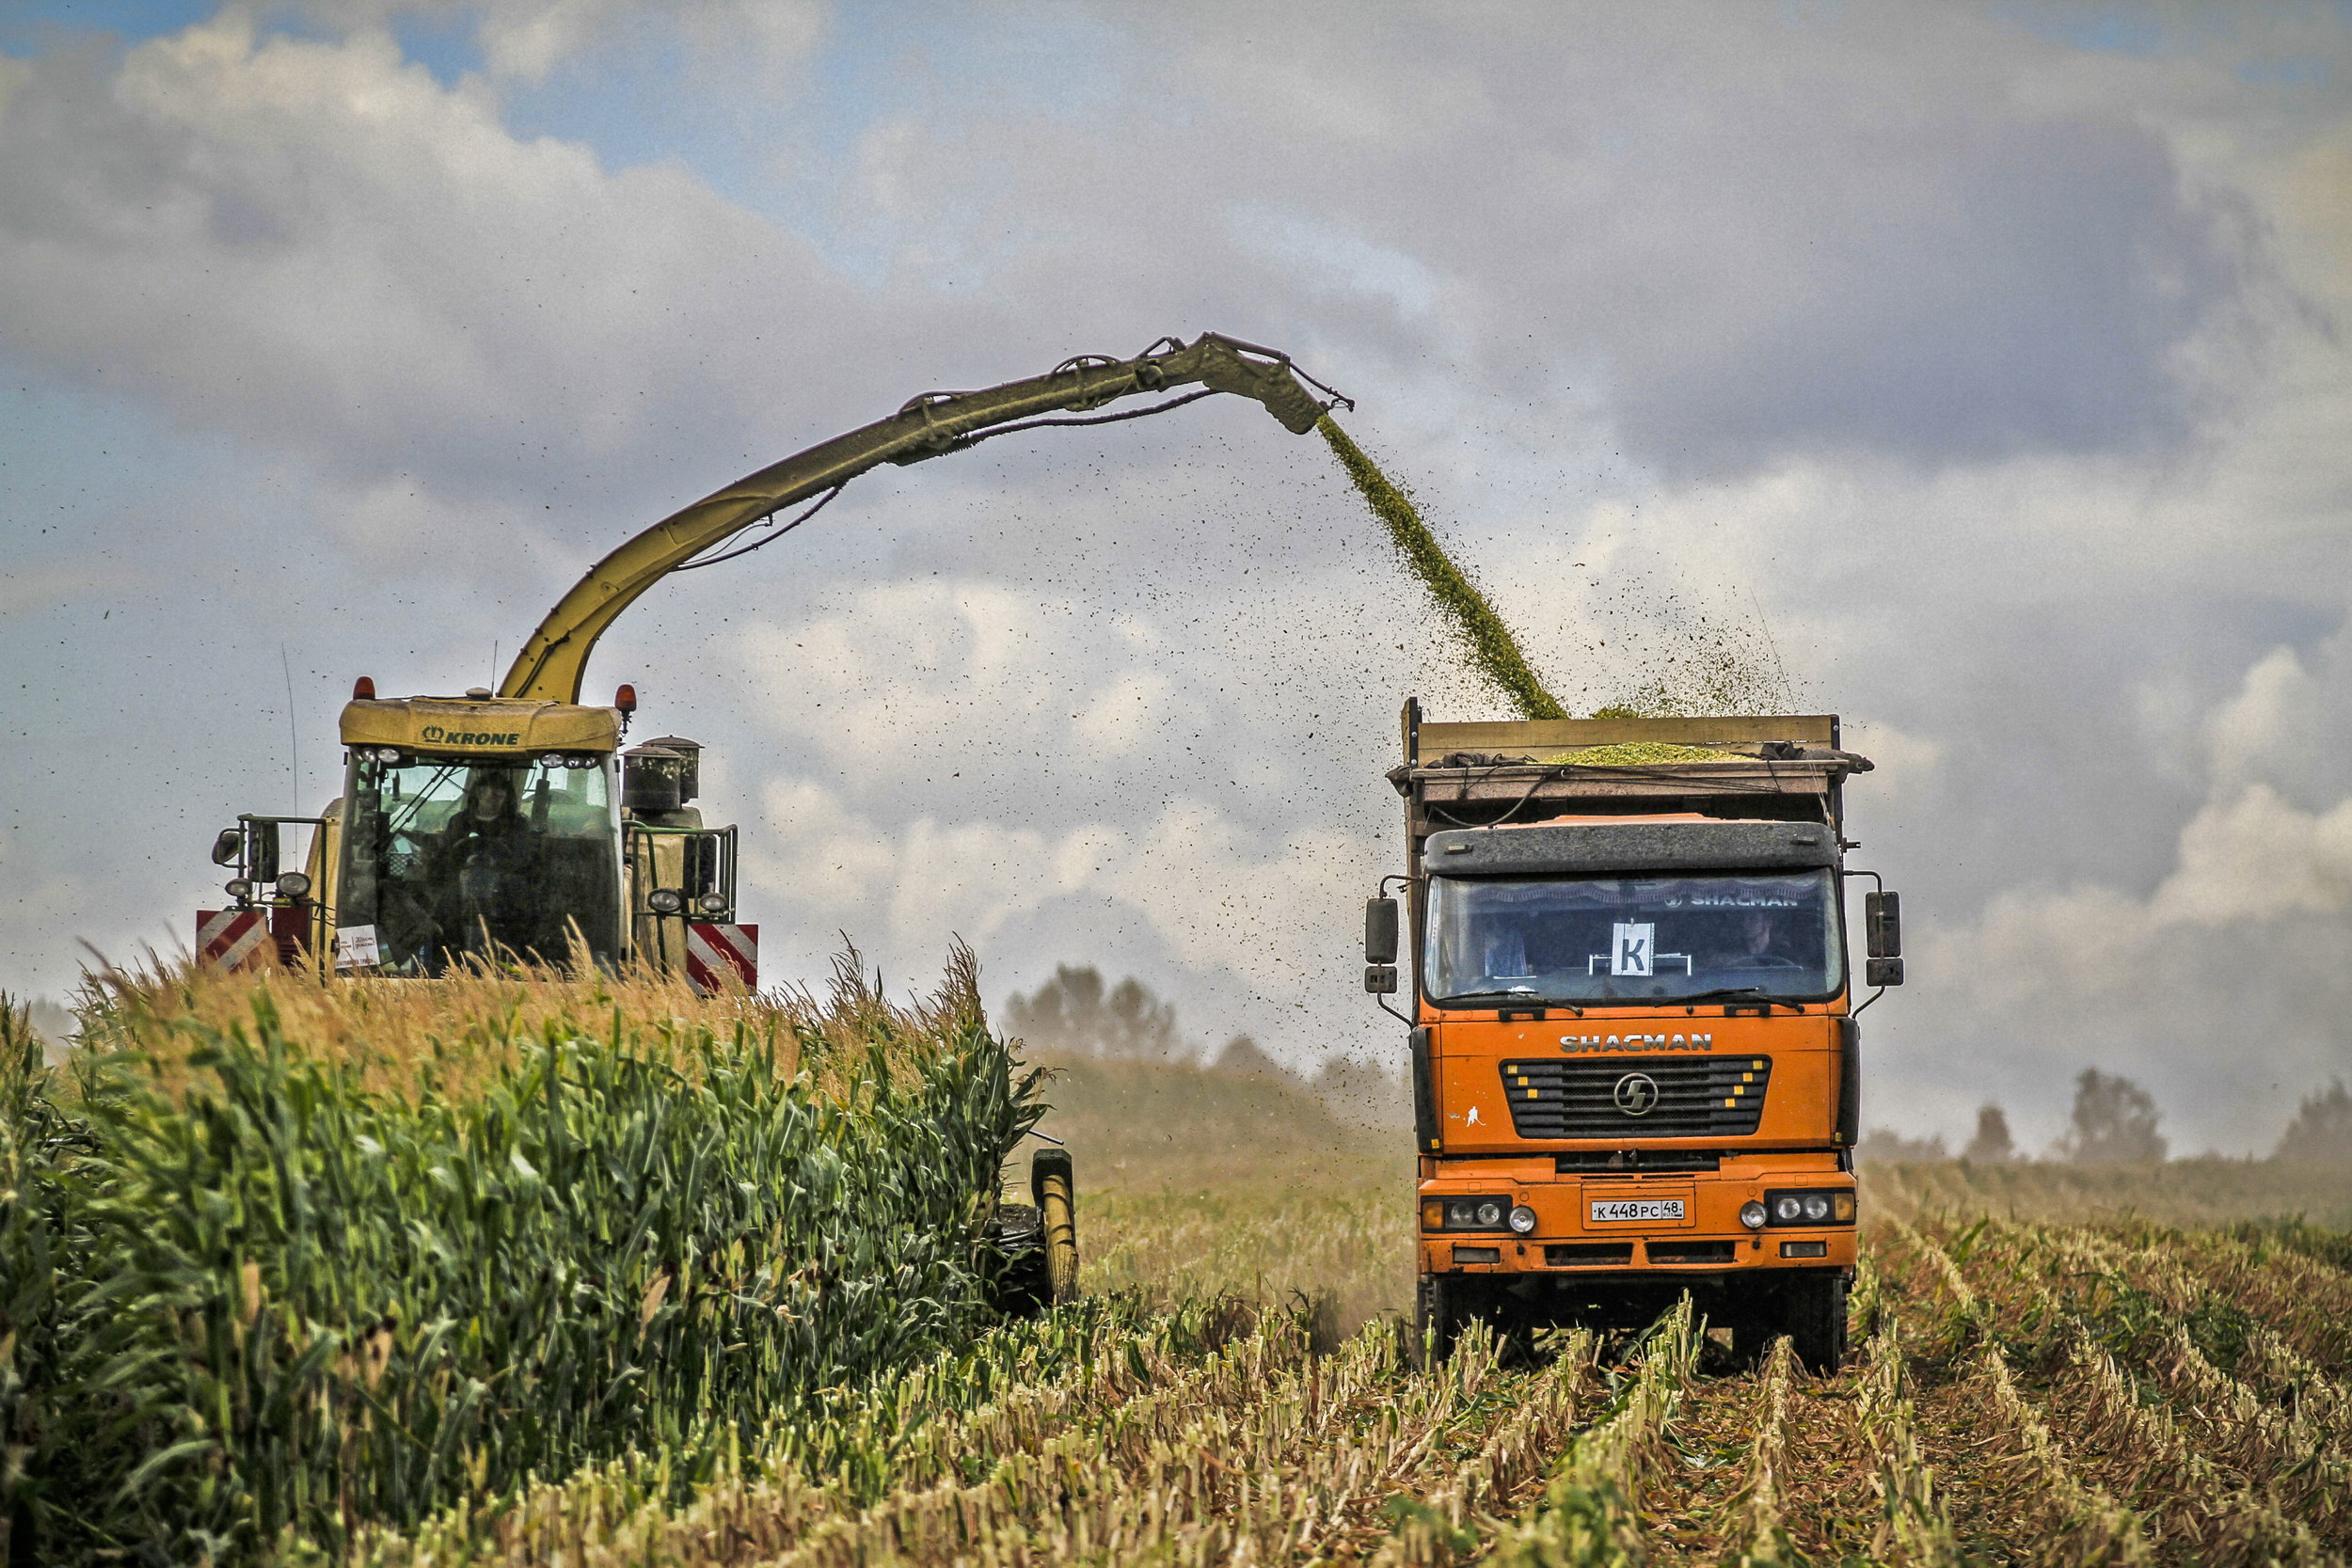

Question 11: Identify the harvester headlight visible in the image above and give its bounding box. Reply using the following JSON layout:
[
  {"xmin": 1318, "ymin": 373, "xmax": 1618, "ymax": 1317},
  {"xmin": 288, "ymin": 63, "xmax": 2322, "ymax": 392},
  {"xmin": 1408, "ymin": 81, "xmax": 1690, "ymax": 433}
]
[
  {"xmin": 373, "ymin": 747, "xmax": 404, "ymax": 763},
  {"xmin": 276, "ymin": 872, "xmax": 311, "ymax": 899},
  {"xmin": 539, "ymin": 752, "xmax": 567, "ymax": 768},
  {"xmin": 1740, "ymin": 1200, "xmax": 1768, "ymax": 1230},
  {"xmin": 224, "ymin": 879, "xmax": 253, "ymax": 900},
  {"xmin": 696, "ymin": 893, "xmax": 729, "ymax": 915},
  {"xmin": 1508, "ymin": 1204, "xmax": 1538, "ymax": 1234},
  {"xmin": 646, "ymin": 888, "xmax": 685, "ymax": 915}
]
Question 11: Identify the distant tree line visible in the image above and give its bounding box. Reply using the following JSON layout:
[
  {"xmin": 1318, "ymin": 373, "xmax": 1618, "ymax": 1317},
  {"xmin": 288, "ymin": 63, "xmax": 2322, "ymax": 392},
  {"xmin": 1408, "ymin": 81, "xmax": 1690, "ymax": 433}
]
[
  {"xmin": 1002, "ymin": 964, "xmax": 1406, "ymax": 1123},
  {"xmin": 1863, "ymin": 1068, "xmax": 2352, "ymax": 1167}
]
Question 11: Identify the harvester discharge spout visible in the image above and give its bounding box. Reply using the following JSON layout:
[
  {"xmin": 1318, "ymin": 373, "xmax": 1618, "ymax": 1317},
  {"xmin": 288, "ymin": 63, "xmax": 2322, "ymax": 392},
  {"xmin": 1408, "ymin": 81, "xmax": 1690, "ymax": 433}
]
[{"xmin": 499, "ymin": 332, "xmax": 1346, "ymax": 705}]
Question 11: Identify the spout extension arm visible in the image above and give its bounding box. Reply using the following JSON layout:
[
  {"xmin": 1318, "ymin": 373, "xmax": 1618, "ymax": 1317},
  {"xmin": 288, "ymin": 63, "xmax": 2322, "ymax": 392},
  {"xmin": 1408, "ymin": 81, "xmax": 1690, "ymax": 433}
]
[{"xmin": 499, "ymin": 333, "xmax": 1345, "ymax": 704}]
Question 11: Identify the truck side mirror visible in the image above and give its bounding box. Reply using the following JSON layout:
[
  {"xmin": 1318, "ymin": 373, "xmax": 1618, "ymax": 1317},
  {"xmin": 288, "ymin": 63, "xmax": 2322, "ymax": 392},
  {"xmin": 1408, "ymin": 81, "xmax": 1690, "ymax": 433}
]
[
  {"xmin": 1865, "ymin": 890, "xmax": 1901, "ymax": 958},
  {"xmin": 212, "ymin": 828, "xmax": 244, "ymax": 867},
  {"xmin": 1364, "ymin": 896, "xmax": 1399, "ymax": 965},
  {"xmin": 1364, "ymin": 964, "xmax": 1399, "ymax": 994},
  {"xmin": 1866, "ymin": 957, "xmax": 1905, "ymax": 988}
]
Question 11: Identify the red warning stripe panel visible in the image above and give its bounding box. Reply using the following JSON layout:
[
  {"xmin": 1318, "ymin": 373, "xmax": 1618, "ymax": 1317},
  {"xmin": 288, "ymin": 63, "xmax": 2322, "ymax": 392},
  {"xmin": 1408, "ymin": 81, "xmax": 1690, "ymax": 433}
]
[
  {"xmin": 685, "ymin": 922, "xmax": 757, "ymax": 995},
  {"xmin": 196, "ymin": 909, "xmax": 276, "ymax": 972}
]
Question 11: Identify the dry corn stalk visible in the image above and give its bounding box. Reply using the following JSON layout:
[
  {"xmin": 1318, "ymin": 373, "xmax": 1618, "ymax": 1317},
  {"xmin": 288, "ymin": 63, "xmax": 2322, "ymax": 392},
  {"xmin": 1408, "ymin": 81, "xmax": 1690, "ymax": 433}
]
[
  {"xmin": 1482, "ymin": 1299, "xmax": 1700, "ymax": 1568},
  {"xmin": 1975, "ymin": 1341, "xmax": 2152, "ymax": 1567},
  {"xmin": 1723, "ymin": 1335, "xmax": 1804, "ymax": 1568},
  {"xmin": 1858, "ymin": 1320, "xmax": 1965, "ymax": 1568}
]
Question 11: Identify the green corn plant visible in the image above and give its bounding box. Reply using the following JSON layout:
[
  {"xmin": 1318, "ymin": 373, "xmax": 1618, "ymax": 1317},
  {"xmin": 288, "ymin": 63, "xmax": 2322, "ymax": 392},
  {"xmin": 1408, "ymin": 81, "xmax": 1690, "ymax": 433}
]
[{"xmin": 8, "ymin": 947, "xmax": 1044, "ymax": 1565}]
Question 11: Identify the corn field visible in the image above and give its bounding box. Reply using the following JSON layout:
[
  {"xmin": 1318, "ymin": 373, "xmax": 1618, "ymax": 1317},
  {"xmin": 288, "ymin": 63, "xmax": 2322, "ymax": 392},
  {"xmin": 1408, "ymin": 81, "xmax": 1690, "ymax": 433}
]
[{"xmin": 8, "ymin": 984, "xmax": 2351, "ymax": 1565}]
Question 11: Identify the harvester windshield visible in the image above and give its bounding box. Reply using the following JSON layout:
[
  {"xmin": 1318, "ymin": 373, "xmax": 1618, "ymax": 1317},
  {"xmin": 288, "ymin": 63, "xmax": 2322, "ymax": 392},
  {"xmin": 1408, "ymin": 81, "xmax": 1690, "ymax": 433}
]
[
  {"xmin": 1424, "ymin": 869, "xmax": 1844, "ymax": 1005},
  {"xmin": 337, "ymin": 752, "xmax": 621, "ymax": 973}
]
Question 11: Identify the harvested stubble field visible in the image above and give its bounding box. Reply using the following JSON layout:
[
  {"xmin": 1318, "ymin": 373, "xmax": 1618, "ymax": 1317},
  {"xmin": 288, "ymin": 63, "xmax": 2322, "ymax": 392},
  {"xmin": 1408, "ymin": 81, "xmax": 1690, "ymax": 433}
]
[{"xmin": 8, "ymin": 990, "xmax": 2350, "ymax": 1566}]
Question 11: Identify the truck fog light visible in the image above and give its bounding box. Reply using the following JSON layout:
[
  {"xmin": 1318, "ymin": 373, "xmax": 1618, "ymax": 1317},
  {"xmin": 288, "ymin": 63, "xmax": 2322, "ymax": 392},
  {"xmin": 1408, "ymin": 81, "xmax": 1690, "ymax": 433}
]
[
  {"xmin": 276, "ymin": 872, "xmax": 311, "ymax": 899},
  {"xmin": 646, "ymin": 889, "xmax": 685, "ymax": 915},
  {"xmin": 1452, "ymin": 1245, "xmax": 1500, "ymax": 1266},
  {"xmin": 1772, "ymin": 1195, "xmax": 1805, "ymax": 1224},
  {"xmin": 1508, "ymin": 1205, "xmax": 1537, "ymax": 1234},
  {"xmin": 1780, "ymin": 1241, "xmax": 1828, "ymax": 1259},
  {"xmin": 1474, "ymin": 1200, "xmax": 1504, "ymax": 1227},
  {"xmin": 1740, "ymin": 1200, "xmax": 1767, "ymax": 1229}
]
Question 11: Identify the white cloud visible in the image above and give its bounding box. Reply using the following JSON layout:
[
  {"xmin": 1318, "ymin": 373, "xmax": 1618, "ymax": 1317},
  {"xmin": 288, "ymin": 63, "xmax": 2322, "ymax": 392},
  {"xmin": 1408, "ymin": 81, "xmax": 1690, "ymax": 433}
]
[{"xmin": 5, "ymin": 0, "xmax": 2352, "ymax": 1130}]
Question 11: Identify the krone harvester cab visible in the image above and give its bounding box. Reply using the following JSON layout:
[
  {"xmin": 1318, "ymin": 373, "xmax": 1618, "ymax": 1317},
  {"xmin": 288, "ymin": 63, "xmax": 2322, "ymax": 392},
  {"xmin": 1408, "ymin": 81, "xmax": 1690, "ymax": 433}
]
[
  {"xmin": 199, "ymin": 680, "xmax": 755, "ymax": 988},
  {"xmin": 1365, "ymin": 705, "xmax": 1905, "ymax": 1370}
]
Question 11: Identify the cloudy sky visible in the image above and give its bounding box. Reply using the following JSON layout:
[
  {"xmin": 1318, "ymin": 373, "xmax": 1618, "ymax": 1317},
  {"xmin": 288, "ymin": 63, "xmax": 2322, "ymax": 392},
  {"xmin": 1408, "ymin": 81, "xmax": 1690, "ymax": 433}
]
[{"xmin": 3, "ymin": 0, "xmax": 2348, "ymax": 1153}]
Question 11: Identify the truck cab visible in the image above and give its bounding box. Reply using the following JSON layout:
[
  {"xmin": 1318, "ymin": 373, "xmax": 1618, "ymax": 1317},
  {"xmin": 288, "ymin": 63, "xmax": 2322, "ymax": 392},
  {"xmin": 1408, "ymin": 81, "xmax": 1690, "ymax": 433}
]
[{"xmin": 1371, "ymin": 704, "xmax": 1901, "ymax": 1370}]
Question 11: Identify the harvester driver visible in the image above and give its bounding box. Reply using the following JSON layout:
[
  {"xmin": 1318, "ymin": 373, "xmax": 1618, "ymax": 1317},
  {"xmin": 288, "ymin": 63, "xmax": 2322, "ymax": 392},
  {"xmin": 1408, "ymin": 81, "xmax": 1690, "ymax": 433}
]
[{"xmin": 436, "ymin": 772, "xmax": 542, "ymax": 960}]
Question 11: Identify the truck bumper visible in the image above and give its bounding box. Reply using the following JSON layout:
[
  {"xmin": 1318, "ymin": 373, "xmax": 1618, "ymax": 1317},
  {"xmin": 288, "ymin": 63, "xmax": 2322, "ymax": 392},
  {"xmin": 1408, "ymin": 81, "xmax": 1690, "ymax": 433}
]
[{"xmin": 1417, "ymin": 1158, "xmax": 1857, "ymax": 1276}]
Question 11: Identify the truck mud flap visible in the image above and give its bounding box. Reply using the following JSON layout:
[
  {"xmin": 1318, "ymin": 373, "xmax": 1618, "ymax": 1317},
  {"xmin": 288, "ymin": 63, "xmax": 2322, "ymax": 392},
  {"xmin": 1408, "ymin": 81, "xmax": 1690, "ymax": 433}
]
[
  {"xmin": 1412, "ymin": 1025, "xmax": 1441, "ymax": 1154},
  {"xmin": 1836, "ymin": 1018, "xmax": 1861, "ymax": 1147}
]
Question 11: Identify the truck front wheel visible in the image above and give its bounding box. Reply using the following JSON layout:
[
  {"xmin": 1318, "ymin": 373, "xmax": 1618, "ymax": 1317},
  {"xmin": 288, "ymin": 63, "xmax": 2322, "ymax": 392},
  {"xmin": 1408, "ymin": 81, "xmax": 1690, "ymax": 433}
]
[
  {"xmin": 1781, "ymin": 1271, "xmax": 1849, "ymax": 1374},
  {"xmin": 1416, "ymin": 1275, "xmax": 1462, "ymax": 1363}
]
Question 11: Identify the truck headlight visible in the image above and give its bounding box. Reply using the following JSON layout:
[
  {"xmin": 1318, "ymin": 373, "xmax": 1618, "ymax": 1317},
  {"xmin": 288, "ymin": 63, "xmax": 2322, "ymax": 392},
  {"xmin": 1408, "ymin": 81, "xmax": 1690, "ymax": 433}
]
[
  {"xmin": 646, "ymin": 889, "xmax": 685, "ymax": 915},
  {"xmin": 1428, "ymin": 1196, "xmax": 1514, "ymax": 1231},
  {"xmin": 1508, "ymin": 1205, "xmax": 1537, "ymax": 1234},
  {"xmin": 1762, "ymin": 1188, "xmax": 1856, "ymax": 1227}
]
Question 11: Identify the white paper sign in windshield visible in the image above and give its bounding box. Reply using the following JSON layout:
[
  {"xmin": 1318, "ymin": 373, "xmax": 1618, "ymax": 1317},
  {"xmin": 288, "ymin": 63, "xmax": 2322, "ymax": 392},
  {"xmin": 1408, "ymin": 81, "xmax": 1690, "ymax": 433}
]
[
  {"xmin": 335, "ymin": 923, "xmax": 381, "ymax": 970},
  {"xmin": 1611, "ymin": 921, "xmax": 1655, "ymax": 976}
]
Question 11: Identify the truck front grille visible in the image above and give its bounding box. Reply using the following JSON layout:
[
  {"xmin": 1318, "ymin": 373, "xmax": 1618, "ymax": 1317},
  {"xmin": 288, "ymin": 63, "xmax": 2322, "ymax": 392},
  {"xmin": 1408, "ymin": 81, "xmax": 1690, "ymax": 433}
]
[{"xmin": 1499, "ymin": 1054, "xmax": 1772, "ymax": 1140}]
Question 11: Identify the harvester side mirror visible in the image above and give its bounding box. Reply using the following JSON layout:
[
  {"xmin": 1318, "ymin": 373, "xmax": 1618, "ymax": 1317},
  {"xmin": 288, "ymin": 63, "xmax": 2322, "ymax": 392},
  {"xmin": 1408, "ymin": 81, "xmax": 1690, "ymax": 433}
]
[
  {"xmin": 1365, "ymin": 964, "xmax": 1399, "ymax": 995},
  {"xmin": 682, "ymin": 834, "xmax": 718, "ymax": 896},
  {"xmin": 211, "ymin": 828, "xmax": 244, "ymax": 867},
  {"xmin": 1867, "ymin": 957, "xmax": 1906, "ymax": 988},
  {"xmin": 1865, "ymin": 891, "xmax": 1901, "ymax": 958},
  {"xmin": 1364, "ymin": 896, "xmax": 1399, "ymax": 965},
  {"xmin": 246, "ymin": 821, "xmax": 281, "ymax": 883}
]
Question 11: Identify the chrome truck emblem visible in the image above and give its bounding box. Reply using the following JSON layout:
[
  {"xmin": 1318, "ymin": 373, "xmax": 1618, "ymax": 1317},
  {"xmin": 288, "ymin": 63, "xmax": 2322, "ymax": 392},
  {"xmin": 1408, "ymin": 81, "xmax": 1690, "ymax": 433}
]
[{"xmin": 1613, "ymin": 1072, "xmax": 1661, "ymax": 1116}]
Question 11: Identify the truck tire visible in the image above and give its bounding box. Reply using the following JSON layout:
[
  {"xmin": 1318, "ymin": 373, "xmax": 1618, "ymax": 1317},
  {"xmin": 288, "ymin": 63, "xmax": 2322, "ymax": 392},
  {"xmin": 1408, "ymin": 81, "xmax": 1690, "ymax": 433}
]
[
  {"xmin": 1416, "ymin": 1275, "xmax": 1462, "ymax": 1363},
  {"xmin": 1781, "ymin": 1271, "xmax": 1849, "ymax": 1374}
]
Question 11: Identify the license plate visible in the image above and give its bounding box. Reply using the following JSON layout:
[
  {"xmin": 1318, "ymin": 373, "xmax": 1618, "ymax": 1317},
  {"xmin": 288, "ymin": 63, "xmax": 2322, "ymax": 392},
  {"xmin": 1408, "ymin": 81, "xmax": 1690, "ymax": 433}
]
[{"xmin": 1589, "ymin": 1198, "xmax": 1686, "ymax": 1223}]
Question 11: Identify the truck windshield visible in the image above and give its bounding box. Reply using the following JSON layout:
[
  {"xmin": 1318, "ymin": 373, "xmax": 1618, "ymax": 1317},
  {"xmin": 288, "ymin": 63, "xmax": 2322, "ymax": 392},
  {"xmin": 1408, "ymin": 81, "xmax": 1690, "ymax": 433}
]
[
  {"xmin": 1424, "ymin": 869, "xmax": 1845, "ymax": 1005},
  {"xmin": 336, "ymin": 753, "xmax": 620, "ymax": 974}
]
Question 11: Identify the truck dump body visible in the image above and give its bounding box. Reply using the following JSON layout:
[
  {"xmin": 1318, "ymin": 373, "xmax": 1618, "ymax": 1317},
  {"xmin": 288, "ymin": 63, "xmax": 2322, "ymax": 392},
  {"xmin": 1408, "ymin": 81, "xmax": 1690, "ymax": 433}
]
[{"xmin": 1390, "ymin": 705, "xmax": 1878, "ymax": 1368}]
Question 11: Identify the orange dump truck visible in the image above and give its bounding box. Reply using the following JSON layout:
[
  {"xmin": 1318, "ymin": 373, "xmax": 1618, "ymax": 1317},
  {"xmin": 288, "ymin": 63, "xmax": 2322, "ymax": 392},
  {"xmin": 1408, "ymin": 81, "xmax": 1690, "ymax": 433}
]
[{"xmin": 1364, "ymin": 705, "xmax": 1904, "ymax": 1370}]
